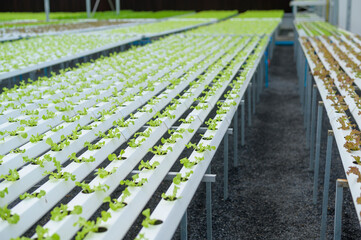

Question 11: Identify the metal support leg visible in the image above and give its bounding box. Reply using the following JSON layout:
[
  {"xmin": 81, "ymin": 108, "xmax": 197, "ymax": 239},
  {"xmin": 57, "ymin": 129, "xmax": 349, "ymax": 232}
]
[
  {"xmin": 303, "ymin": 59, "xmax": 309, "ymax": 128},
  {"xmin": 86, "ymin": 0, "xmax": 91, "ymax": 18},
  {"xmin": 44, "ymin": 67, "xmax": 48, "ymax": 77},
  {"xmin": 181, "ymin": 210, "xmax": 187, "ymax": 240},
  {"xmin": 248, "ymin": 83, "xmax": 252, "ymax": 127},
  {"xmin": 44, "ymin": 0, "xmax": 50, "ymax": 22},
  {"xmin": 334, "ymin": 179, "xmax": 348, "ymax": 240},
  {"xmin": 320, "ymin": 130, "xmax": 334, "ymax": 240},
  {"xmin": 241, "ymin": 100, "xmax": 245, "ymax": 146},
  {"xmin": 252, "ymin": 76, "xmax": 256, "ymax": 114},
  {"xmin": 305, "ymin": 71, "xmax": 312, "ymax": 148},
  {"xmin": 309, "ymin": 85, "xmax": 317, "ymax": 170},
  {"xmin": 265, "ymin": 50, "xmax": 269, "ymax": 88},
  {"xmin": 29, "ymin": 72, "xmax": 35, "ymax": 81},
  {"xmin": 206, "ymin": 166, "xmax": 212, "ymax": 240},
  {"xmin": 116, "ymin": 0, "xmax": 120, "ymax": 15},
  {"xmin": 233, "ymin": 110, "xmax": 238, "ymax": 168},
  {"xmin": 257, "ymin": 69, "xmax": 261, "ymax": 103},
  {"xmin": 300, "ymin": 53, "xmax": 305, "ymax": 107},
  {"xmin": 224, "ymin": 132, "xmax": 229, "ymax": 199},
  {"xmin": 313, "ymin": 101, "xmax": 324, "ymax": 204}
]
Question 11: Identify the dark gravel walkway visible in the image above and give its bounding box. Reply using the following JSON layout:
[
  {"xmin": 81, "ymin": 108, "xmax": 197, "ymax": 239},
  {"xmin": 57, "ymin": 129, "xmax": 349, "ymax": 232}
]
[{"xmin": 175, "ymin": 45, "xmax": 361, "ymax": 239}]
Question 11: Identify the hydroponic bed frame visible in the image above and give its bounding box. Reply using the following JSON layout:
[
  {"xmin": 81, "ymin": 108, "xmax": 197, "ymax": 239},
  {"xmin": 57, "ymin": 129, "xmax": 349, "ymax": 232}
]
[{"xmin": 295, "ymin": 20, "xmax": 361, "ymax": 240}]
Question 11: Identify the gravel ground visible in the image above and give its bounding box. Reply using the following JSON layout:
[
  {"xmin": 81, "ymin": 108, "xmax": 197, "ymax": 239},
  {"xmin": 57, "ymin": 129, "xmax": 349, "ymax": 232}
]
[{"xmin": 173, "ymin": 45, "xmax": 361, "ymax": 240}]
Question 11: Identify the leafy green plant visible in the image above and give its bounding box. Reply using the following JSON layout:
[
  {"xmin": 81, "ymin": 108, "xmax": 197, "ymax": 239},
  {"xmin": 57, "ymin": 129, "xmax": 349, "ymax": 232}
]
[
  {"xmin": 1, "ymin": 126, "xmax": 28, "ymax": 138},
  {"xmin": 45, "ymin": 170, "xmax": 76, "ymax": 181},
  {"xmin": 22, "ymin": 109, "xmax": 39, "ymax": 116},
  {"xmin": 8, "ymin": 117, "xmax": 19, "ymax": 123},
  {"xmin": 147, "ymin": 119, "xmax": 162, "ymax": 127},
  {"xmin": 148, "ymin": 146, "xmax": 173, "ymax": 155},
  {"xmin": 108, "ymin": 149, "xmax": 126, "ymax": 161},
  {"xmin": 161, "ymin": 133, "xmax": 183, "ymax": 144},
  {"xmin": 173, "ymin": 171, "xmax": 193, "ymax": 184},
  {"xmin": 0, "ymin": 205, "xmax": 19, "ymax": 224},
  {"xmin": 141, "ymin": 208, "xmax": 162, "ymax": 228},
  {"xmin": 84, "ymin": 141, "xmax": 105, "ymax": 150},
  {"xmin": 138, "ymin": 160, "xmax": 160, "ymax": 171},
  {"xmin": 75, "ymin": 181, "xmax": 110, "ymax": 194},
  {"xmin": 46, "ymin": 137, "xmax": 70, "ymax": 151},
  {"xmin": 50, "ymin": 204, "xmax": 82, "ymax": 221},
  {"xmin": 0, "ymin": 187, "xmax": 8, "ymax": 198},
  {"xmin": 95, "ymin": 167, "xmax": 117, "ymax": 178},
  {"xmin": 161, "ymin": 185, "xmax": 180, "ymax": 201},
  {"xmin": 55, "ymin": 105, "xmax": 74, "ymax": 112},
  {"xmin": 68, "ymin": 153, "xmax": 96, "ymax": 163},
  {"xmin": 29, "ymin": 133, "xmax": 45, "ymax": 143},
  {"xmin": 179, "ymin": 116, "xmax": 195, "ymax": 124},
  {"xmin": 42, "ymin": 110, "xmax": 56, "ymax": 120},
  {"xmin": 103, "ymin": 187, "xmax": 131, "ymax": 211},
  {"xmin": 49, "ymin": 125, "xmax": 64, "ymax": 132},
  {"xmin": 77, "ymin": 108, "xmax": 88, "ymax": 116},
  {"xmin": 10, "ymin": 148, "xmax": 26, "ymax": 154},
  {"xmin": 120, "ymin": 174, "xmax": 147, "ymax": 187},
  {"xmin": 205, "ymin": 118, "xmax": 218, "ymax": 130},
  {"xmin": 0, "ymin": 169, "xmax": 20, "ymax": 181},
  {"xmin": 74, "ymin": 211, "xmax": 111, "ymax": 240},
  {"xmin": 180, "ymin": 156, "xmax": 204, "ymax": 168},
  {"xmin": 113, "ymin": 118, "xmax": 134, "ymax": 128},
  {"xmin": 62, "ymin": 115, "xmax": 80, "ymax": 123},
  {"xmin": 186, "ymin": 142, "xmax": 216, "ymax": 153},
  {"xmin": 96, "ymin": 128, "xmax": 121, "ymax": 139},
  {"xmin": 128, "ymin": 138, "xmax": 146, "ymax": 148},
  {"xmin": 19, "ymin": 190, "xmax": 46, "ymax": 200}
]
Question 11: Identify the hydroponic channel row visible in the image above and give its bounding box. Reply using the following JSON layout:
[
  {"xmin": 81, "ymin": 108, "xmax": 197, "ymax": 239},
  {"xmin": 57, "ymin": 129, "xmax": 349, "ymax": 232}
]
[
  {"xmin": 136, "ymin": 35, "xmax": 268, "ymax": 240},
  {"xmin": 0, "ymin": 35, "xmax": 255, "ymax": 239}
]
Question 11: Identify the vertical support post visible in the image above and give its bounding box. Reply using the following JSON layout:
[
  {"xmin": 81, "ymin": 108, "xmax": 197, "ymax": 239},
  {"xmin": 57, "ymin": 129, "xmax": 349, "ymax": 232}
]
[
  {"xmin": 256, "ymin": 67, "xmax": 262, "ymax": 102},
  {"xmin": 265, "ymin": 49, "xmax": 269, "ymax": 88},
  {"xmin": 247, "ymin": 83, "xmax": 252, "ymax": 127},
  {"xmin": 29, "ymin": 72, "xmax": 35, "ymax": 81},
  {"xmin": 306, "ymin": 70, "xmax": 312, "ymax": 147},
  {"xmin": 299, "ymin": 52, "xmax": 304, "ymax": 107},
  {"xmin": 233, "ymin": 110, "xmax": 238, "ymax": 168},
  {"xmin": 320, "ymin": 130, "xmax": 334, "ymax": 240},
  {"xmin": 303, "ymin": 58, "xmax": 308, "ymax": 128},
  {"xmin": 44, "ymin": 67, "xmax": 48, "ymax": 77},
  {"xmin": 334, "ymin": 179, "xmax": 347, "ymax": 240},
  {"xmin": 116, "ymin": 0, "xmax": 120, "ymax": 15},
  {"xmin": 44, "ymin": 0, "xmax": 50, "ymax": 22},
  {"xmin": 309, "ymin": 84, "xmax": 317, "ymax": 170},
  {"xmin": 252, "ymin": 76, "xmax": 256, "ymax": 114},
  {"xmin": 241, "ymin": 100, "xmax": 245, "ymax": 146},
  {"xmin": 86, "ymin": 0, "xmax": 91, "ymax": 18},
  {"xmin": 346, "ymin": 0, "xmax": 351, "ymax": 31},
  {"xmin": 206, "ymin": 166, "xmax": 212, "ymax": 240},
  {"xmin": 224, "ymin": 132, "xmax": 229, "ymax": 199},
  {"xmin": 181, "ymin": 210, "xmax": 188, "ymax": 240},
  {"xmin": 292, "ymin": 5, "xmax": 297, "ymax": 18},
  {"xmin": 313, "ymin": 101, "xmax": 324, "ymax": 204}
]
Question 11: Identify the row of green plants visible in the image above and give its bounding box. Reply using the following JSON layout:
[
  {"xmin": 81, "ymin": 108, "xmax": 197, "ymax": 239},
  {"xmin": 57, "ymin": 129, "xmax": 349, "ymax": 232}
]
[
  {"xmin": 236, "ymin": 10, "xmax": 284, "ymax": 18},
  {"xmin": 187, "ymin": 18, "xmax": 280, "ymax": 35},
  {"xmin": 0, "ymin": 10, "xmax": 193, "ymax": 22},
  {"xmin": 136, "ymin": 35, "xmax": 268, "ymax": 239},
  {"xmin": 301, "ymin": 35, "xmax": 361, "ymax": 220},
  {"xmin": 0, "ymin": 36, "xmax": 231, "ymax": 239},
  {"xmin": 0, "ymin": 19, "xmax": 211, "ymax": 74}
]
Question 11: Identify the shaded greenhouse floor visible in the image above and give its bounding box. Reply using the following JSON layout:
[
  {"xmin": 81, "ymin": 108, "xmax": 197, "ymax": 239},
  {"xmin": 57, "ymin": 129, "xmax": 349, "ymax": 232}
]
[{"xmin": 174, "ymin": 45, "xmax": 361, "ymax": 239}]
